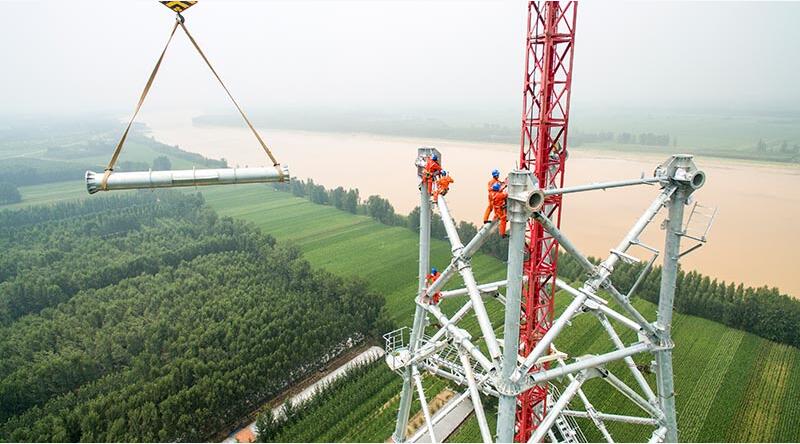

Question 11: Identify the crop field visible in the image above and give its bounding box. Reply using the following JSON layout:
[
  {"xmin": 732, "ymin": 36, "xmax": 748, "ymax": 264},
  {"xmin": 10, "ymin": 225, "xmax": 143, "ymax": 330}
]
[{"xmin": 6, "ymin": 182, "xmax": 800, "ymax": 442}]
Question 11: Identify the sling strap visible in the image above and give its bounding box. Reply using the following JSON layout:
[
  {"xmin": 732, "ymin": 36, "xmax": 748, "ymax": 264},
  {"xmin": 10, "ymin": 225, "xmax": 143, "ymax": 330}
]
[
  {"xmin": 101, "ymin": 14, "xmax": 282, "ymax": 190},
  {"xmin": 178, "ymin": 20, "xmax": 281, "ymax": 168}
]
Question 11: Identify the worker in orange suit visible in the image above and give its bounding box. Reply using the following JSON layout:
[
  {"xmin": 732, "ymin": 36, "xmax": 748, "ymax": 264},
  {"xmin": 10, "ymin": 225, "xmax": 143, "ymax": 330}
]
[
  {"xmin": 422, "ymin": 154, "xmax": 441, "ymax": 195},
  {"xmin": 483, "ymin": 169, "xmax": 502, "ymax": 223},
  {"xmin": 491, "ymin": 182, "xmax": 509, "ymax": 238},
  {"xmin": 426, "ymin": 267, "xmax": 442, "ymax": 304},
  {"xmin": 432, "ymin": 170, "xmax": 454, "ymax": 203}
]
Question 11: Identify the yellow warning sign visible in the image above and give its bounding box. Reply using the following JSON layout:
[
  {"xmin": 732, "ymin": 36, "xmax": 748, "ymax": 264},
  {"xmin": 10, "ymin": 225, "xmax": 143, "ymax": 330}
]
[{"xmin": 160, "ymin": 1, "xmax": 197, "ymax": 13}]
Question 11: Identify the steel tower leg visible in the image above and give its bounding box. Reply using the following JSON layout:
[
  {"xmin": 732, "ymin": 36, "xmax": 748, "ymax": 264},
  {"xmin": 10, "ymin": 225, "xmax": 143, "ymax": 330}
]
[
  {"xmin": 498, "ymin": 170, "xmax": 534, "ymax": 442},
  {"xmin": 655, "ymin": 187, "xmax": 687, "ymax": 443},
  {"xmin": 393, "ymin": 148, "xmax": 436, "ymax": 442}
]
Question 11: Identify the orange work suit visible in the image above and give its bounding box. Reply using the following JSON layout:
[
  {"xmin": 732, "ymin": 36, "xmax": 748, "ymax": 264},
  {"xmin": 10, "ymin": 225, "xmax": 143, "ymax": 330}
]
[
  {"xmin": 433, "ymin": 176, "xmax": 454, "ymax": 202},
  {"xmin": 483, "ymin": 178, "xmax": 502, "ymax": 221},
  {"xmin": 492, "ymin": 190, "xmax": 509, "ymax": 237},
  {"xmin": 426, "ymin": 272, "xmax": 442, "ymax": 304},
  {"xmin": 422, "ymin": 158, "xmax": 442, "ymax": 195}
]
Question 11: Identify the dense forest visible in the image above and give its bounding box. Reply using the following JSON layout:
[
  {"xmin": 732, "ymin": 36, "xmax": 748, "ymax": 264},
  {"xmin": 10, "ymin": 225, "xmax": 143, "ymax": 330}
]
[
  {"xmin": 0, "ymin": 192, "xmax": 387, "ymax": 442},
  {"xmin": 0, "ymin": 157, "xmax": 102, "ymax": 187},
  {"xmin": 274, "ymin": 178, "xmax": 800, "ymax": 349}
]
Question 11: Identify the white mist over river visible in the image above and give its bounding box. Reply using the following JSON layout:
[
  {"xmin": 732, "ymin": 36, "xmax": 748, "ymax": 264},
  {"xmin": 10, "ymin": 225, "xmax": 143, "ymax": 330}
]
[{"xmin": 146, "ymin": 115, "xmax": 800, "ymax": 297}]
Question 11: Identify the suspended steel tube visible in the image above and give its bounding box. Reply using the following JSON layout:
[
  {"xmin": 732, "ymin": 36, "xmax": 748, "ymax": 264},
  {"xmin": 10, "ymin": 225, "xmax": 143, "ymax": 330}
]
[{"xmin": 85, "ymin": 166, "xmax": 289, "ymax": 194}]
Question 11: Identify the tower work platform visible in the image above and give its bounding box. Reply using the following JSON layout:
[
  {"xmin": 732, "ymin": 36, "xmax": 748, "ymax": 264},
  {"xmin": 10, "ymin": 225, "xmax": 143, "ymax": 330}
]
[{"xmin": 387, "ymin": 148, "xmax": 710, "ymax": 443}]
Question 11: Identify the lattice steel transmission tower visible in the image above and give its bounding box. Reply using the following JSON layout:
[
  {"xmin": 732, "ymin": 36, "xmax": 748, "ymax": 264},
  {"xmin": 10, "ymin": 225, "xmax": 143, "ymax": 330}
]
[
  {"xmin": 386, "ymin": 2, "xmax": 717, "ymax": 443},
  {"xmin": 387, "ymin": 151, "xmax": 712, "ymax": 443}
]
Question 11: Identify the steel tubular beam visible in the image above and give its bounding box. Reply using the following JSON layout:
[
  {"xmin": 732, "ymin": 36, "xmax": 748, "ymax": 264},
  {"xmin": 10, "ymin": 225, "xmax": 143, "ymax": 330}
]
[
  {"xmin": 85, "ymin": 166, "xmax": 289, "ymax": 194},
  {"xmin": 596, "ymin": 314, "xmax": 658, "ymax": 405},
  {"xmin": 425, "ymin": 219, "xmax": 498, "ymax": 297},
  {"xmin": 656, "ymin": 186, "xmax": 689, "ymax": 442},
  {"xmin": 412, "ymin": 366, "xmax": 438, "ymax": 444},
  {"xmin": 602, "ymin": 370, "xmax": 662, "ymax": 419},
  {"xmin": 458, "ymin": 269, "xmax": 503, "ymax": 362},
  {"xmin": 542, "ymin": 177, "xmax": 661, "ymax": 196},
  {"xmin": 463, "ymin": 219, "xmax": 499, "ymax": 258},
  {"xmin": 512, "ymin": 290, "xmax": 588, "ymax": 382},
  {"xmin": 561, "ymin": 410, "xmax": 658, "ymax": 426},
  {"xmin": 554, "ymin": 279, "xmax": 640, "ymax": 332},
  {"xmin": 603, "ymin": 186, "xmax": 675, "ymax": 274},
  {"xmin": 394, "ymin": 152, "xmax": 435, "ymax": 443},
  {"xmin": 568, "ymin": 375, "xmax": 614, "ymax": 442},
  {"xmin": 460, "ymin": 353, "xmax": 494, "ymax": 443},
  {"xmin": 426, "ymin": 304, "xmax": 496, "ymax": 373},
  {"xmin": 521, "ymin": 343, "xmax": 652, "ymax": 389},
  {"xmin": 437, "ymin": 197, "xmax": 465, "ymax": 252},
  {"xmin": 438, "ymin": 197, "xmax": 503, "ymax": 363},
  {"xmin": 440, "ymin": 279, "xmax": 509, "ymax": 299},
  {"xmin": 421, "ymin": 364, "xmax": 501, "ymax": 398},
  {"xmin": 534, "ymin": 211, "xmax": 657, "ymax": 336},
  {"xmin": 422, "ymin": 364, "xmax": 468, "ymax": 387},
  {"xmin": 497, "ymin": 171, "xmax": 532, "ymax": 443},
  {"xmin": 426, "ymin": 300, "xmax": 473, "ymax": 344},
  {"xmin": 527, "ymin": 372, "xmax": 586, "ymax": 443},
  {"xmin": 408, "ymin": 389, "xmax": 473, "ymax": 443},
  {"xmin": 532, "ymin": 211, "xmax": 596, "ymax": 274},
  {"xmin": 595, "ymin": 303, "xmax": 642, "ymax": 333}
]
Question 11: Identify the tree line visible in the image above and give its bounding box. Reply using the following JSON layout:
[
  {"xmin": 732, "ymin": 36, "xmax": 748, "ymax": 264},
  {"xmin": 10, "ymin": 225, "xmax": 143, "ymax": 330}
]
[
  {"xmin": 274, "ymin": 178, "xmax": 800, "ymax": 349},
  {"xmin": 558, "ymin": 254, "xmax": 800, "ymax": 349},
  {"xmin": 0, "ymin": 192, "xmax": 389, "ymax": 442}
]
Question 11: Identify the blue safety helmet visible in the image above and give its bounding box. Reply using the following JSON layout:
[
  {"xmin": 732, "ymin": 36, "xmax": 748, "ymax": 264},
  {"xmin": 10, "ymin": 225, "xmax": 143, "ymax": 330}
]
[
  {"xmin": 492, "ymin": 169, "xmax": 500, "ymax": 178},
  {"xmin": 431, "ymin": 267, "xmax": 438, "ymax": 274},
  {"xmin": 440, "ymin": 170, "xmax": 447, "ymax": 176},
  {"xmin": 432, "ymin": 154, "xmax": 439, "ymax": 161},
  {"xmin": 492, "ymin": 183, "xmax": 501, "ymax": 191}
]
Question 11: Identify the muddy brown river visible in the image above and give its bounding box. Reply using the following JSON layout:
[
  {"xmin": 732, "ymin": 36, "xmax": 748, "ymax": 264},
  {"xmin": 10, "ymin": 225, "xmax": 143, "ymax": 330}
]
[{"xmin": 148, "ymin": 118, "xmax": 800, "ymax": 296}]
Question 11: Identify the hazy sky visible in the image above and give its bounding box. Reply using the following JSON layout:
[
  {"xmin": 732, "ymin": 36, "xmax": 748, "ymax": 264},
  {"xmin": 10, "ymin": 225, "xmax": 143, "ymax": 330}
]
[{"xmin": 1, "ymin": 0, "xmax": 798, "ymax": 118}]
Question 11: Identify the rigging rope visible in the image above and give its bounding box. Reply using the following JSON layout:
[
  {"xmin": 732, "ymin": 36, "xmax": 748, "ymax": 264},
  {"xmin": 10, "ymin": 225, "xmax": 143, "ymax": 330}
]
[{"xmin": 101, "ymin": 15, "xmax": 282, "ymax": 191}]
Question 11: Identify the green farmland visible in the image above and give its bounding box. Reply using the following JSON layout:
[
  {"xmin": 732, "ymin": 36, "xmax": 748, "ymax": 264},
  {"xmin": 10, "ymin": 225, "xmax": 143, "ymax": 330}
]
[{"xmin": 4, "ymin": 182, "xmax": 800, "ymax": 442}]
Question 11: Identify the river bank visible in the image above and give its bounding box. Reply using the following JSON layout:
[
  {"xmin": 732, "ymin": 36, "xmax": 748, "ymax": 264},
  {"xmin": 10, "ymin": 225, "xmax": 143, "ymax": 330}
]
[{"xmin": 145, "ymin": 117, "xmax": 800, "ymax": 296}]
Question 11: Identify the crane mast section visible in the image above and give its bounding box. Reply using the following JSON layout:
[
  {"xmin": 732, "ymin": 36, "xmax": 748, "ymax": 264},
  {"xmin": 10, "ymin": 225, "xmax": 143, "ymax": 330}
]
[{"xmin": 517, "ymin": 2, "xmax": 577, "ymax": 442}]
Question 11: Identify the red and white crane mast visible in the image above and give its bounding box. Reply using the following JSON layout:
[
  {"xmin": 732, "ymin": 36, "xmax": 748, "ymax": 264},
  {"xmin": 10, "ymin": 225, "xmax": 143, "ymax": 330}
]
[{"xmin": 517, "ymin": 2, "xmax": 577, "ymax": 442}]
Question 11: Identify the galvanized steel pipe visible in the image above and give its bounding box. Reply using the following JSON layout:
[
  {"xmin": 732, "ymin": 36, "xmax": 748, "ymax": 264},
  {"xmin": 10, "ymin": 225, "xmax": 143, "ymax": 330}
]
[{"xmin": 86, "ymin": 166, "xmax": 289, "ymax": 194}]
